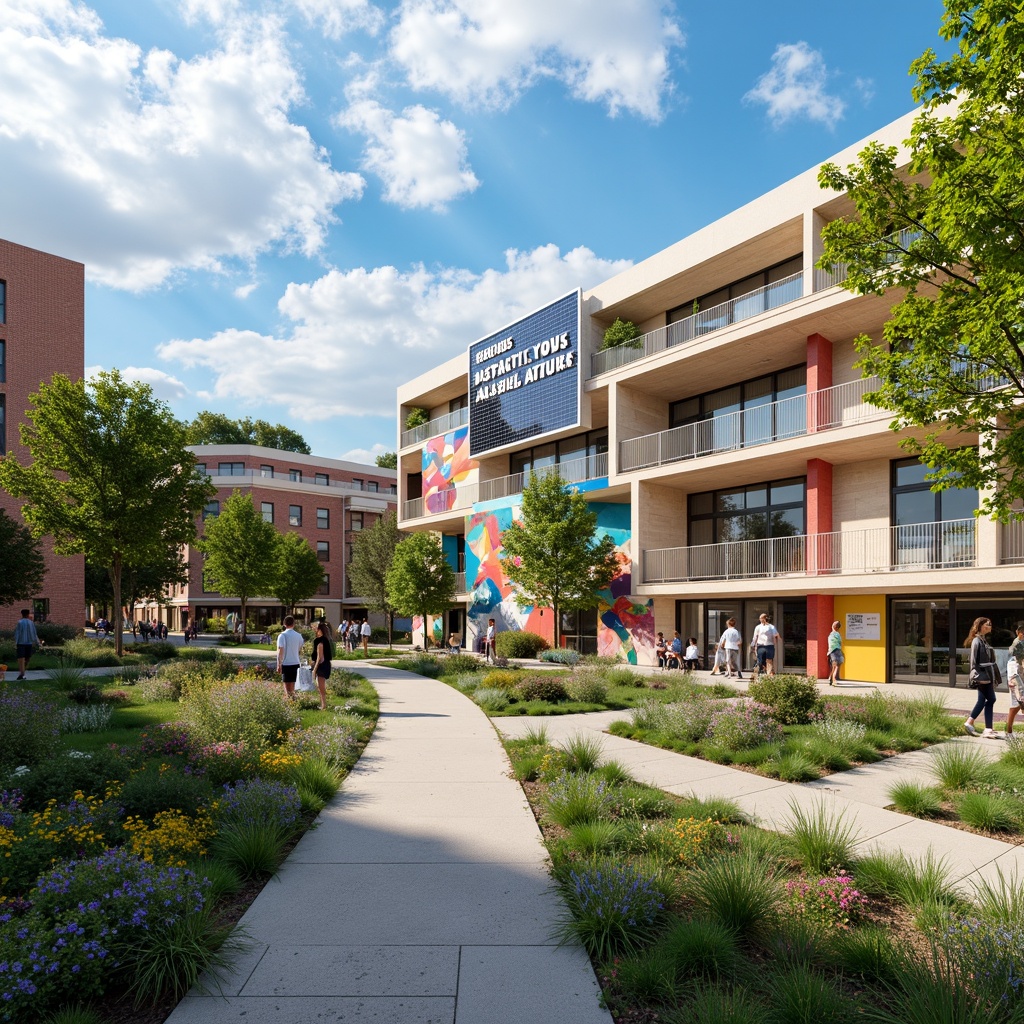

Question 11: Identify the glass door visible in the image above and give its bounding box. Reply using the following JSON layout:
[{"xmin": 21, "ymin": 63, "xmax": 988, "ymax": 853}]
[{"xmin": 891, "ymin": 599, "xmax": 950, "ymax": 685}]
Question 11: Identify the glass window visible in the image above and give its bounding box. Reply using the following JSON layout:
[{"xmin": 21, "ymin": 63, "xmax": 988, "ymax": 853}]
[
  {"xmin": 351, "ymin": 478, "xmax": 363, "ymax": 490},
  {"xmin": 351, "ymin": 512, "xmax": 364, "ymax": 531},
  {"xmin": 366, "ymin": 480, "xmax": 378, "ymax": 492},
  {"xmin": 289, "ymin": 505, "xmax": 302, "ymax": 526},
  {"xmin": 218, "ymin": 462, "xmax": 244, "ymax": 475},
  {"xmin": 0, "ymin": 340, "xmax": 5, "ymax": 383},
  {"xmin": 289, "ymin": 469, "xmax": 302, "ymax": 482},
  {"xmin": 261, "ymin": 502, "xmax": 273, "ymax": 523},
  {"xmin": 260, "ymin": 464, "xmax": 274, "ymax": 478},
  {"xmin": 203, "ymin": 500, "xmax": 219, "ymax": 520},
  {"xmin": 319, "ymin": 574, "xmax": 330, "ymax": 595},
  {"xmin": 317, "ymin": 507, "xmax": 329, "ymax": 529},
  {"xmin": 315, "ymin": 473, "xmax": 328, "ymax": 486},
  {"xmin": 317, "ymin": 541, "xmax": 329, "ymax": 562},
  {"xmin": 449, "ymin": 394, "xmax": 468, "ymax": 412},
  {"xmin": 388, "ymin": 484, "xmax": 397, "ymax": 494},
  {"xmin": 0, "ymin": 280, "xmax": 6, "ymax": 323},
  {"xmin": 195, "ymin": 464, "xmax": 207, "ymax": 475},
  {"xmin": 690, "ymin": 478, "xmax": 805, "ymax": 546}
]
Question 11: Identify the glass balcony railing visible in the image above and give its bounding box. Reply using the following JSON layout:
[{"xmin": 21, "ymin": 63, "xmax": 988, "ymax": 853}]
[{"xmin": 401, "ymin": 406, "xmax": 469, "ymax": 448}]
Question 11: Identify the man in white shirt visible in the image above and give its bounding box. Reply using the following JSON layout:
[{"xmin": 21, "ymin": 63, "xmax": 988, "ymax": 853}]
[
  {"xmin": 360, "ymin": 618, "xmax": 371, "ymax": 654},
  {"xmin": 483, "ymin": 618, "xmax": 496, "ymax": 662},
  {"xmin": 277, "ymin": 615, "xmax": 304, "ymax": 697},
  {"xmin": 719, "ymin": 617, "xmax": 743, "ymax": 679},
  {"xmin": 750, "ymin": 612, "xmax": 781, "ymax": 678}
]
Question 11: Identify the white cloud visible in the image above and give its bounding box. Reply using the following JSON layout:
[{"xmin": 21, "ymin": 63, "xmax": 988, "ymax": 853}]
[
  {"xmin": 86, "ymin": 364, "xmax": 191, "ymax": 401},
  {"xmin": 157, "ymin": 243, "xmax": 633, "ymax": 422},
  {"xmin": 340, "ymin": 443, "xmax": 391, "ymax": 464},
  {"xmin": 336, "ymin": 98, "xmax": 480, "ymax": 210},
  {"xmin": 290, "ymin": 0, "xmax": 385, "ymax": 38},
  {"xmin": 744, "ymin": 42, "xmax": 844, "ymax": 128},
  {"xmin": 0, "ymin": 0, "xmax": 364, "ymax": 290},
  {"xmin": 854, "ymin": 76, "xmax": 875, "ymax": 104},
  {"xmin": 234, "ymin": 282, "xmax": 259, "ymax": 299},
  {"xmin": 389, "ymin": 0, "xmax": 683, "ymax": 120}
]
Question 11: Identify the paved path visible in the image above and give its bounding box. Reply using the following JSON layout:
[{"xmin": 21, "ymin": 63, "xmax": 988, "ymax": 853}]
[{"xmin": 166, "ymin": 664, "xmax": 610, "ymax": 1024}]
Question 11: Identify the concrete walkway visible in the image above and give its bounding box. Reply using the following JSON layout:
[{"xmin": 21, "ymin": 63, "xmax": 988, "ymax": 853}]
[{"xmin": 166, "ymin": 663, "xmax": 611, "ymax": 1024}]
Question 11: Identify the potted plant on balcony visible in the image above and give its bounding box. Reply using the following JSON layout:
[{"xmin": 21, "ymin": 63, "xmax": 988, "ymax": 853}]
[
  {"xmin": 599, "ymin": 318, "xmax": 642, "ymax": 350},
  {"xmin": 405, "ymin": 407, "xmax": 429, "ymax": 430}
]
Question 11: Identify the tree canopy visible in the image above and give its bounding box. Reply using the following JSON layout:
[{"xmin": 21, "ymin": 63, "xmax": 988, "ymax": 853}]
[
  {"xmin": 185, "ymin": 411, "xmax": 311, "ymax": 454},
  {"xmin": 818, "ymin": 0, "xmax": 1024, "ymax": 520},
  {"xmin": 375, "ymin": 452, "xmax": 397, "ymax": 469},
  {"xmin": 386, "ymin": 532, "xmax": 455, "ymax": 649},
  {"xmin": 350, "ymin": 509, "xmax": 402, "ymax": 644},
  {"xmin": 197, "ymin": 490, "xmax": 279, "ymax": 639},
  {"xmin": 273, "ymin": 532, "xmax": 326, "ymax": 614},
  {"xmin": 499, "ymin": 471, "xmax": 618, "ymax": 647},
  {"xmin": 0, "ymin": 370, "xmax": 213, "ymax": 652},
  {"xmin": 0, "ymin": 509, "xmax": 46, "ymax": 606}
]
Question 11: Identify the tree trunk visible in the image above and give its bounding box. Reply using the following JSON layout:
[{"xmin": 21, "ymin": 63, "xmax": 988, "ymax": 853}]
[
  {"xmin": 421, "ymin": 609, "xmax": 429, "ymax": 651},
  {"xmin": 240, "ymin": 597, "xmax": 248, "ymax": 642},
  {"xmin": 110, "ymin": 555, "xmax": 124, "ymax": 657},
  {"xmin": 387, "ymin": 609, "xmax": 394, "ymax": 650}
]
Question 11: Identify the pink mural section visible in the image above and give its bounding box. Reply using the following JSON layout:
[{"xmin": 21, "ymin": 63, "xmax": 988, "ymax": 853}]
[{"xmin": 423, "ymin": 426, "xmax": 478, "ymax": 514}]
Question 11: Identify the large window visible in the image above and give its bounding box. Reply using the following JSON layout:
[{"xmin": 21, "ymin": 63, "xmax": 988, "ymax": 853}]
[
  {"xmin": 689, "ymin": 478, "xmax": 805, "ymax": 546},
  {"xmin": 289, "ymin": 505, "xmax": 302, "ymax": 526},
  {"xmin": 669, "ymin": 367, "xmax": 806, "ymax": 454},
  {"xmin": 316, "ymin": 507, "xmax": 329, "ymax": 529},
  {"xmin": 261, "ymin": 502, "xmax": 274, "ymax": 523},
  {"xmin": 218, "ymin": 462, "xmax": 244, "ymax": 475},
  {"xmin": 202, "ymin": 499, "xmax": 219, "ymax": 520},
  {"xmin": 315, "ymin": 473, "xmax": 329, "ymax": 486},
  {"xmin": 366, "ymin": 480, "xmax": 378, "ymax": 492},
  {"xmin": 891, "ymin": 458, "xmax": 978, "ymax": 567},
  {"xmin": 510, "ymin": 429, "xmax": 608, "ymax": 481},
  {"xmin": 289, "ymin": 469, "xmax": 302, "ymax": 482},
  {"xmin": 260, "ymin": 464, "xmax": 274, "ymax": 478}
]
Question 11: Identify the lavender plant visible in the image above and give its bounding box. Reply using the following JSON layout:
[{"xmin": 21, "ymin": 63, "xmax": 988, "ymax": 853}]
[
  {"xmin": 213, "ymin": 778, "xmax": 301, "ymax": 832},
  {"xmin": 706, "ymin": 701, "xmax": 783, "ymax": 751}
]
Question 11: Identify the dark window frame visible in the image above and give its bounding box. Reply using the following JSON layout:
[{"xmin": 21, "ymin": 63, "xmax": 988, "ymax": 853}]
[
  {"xmin": 289, "ymin": 505, "xmax": 302, "ymax": 527},
  {"xmin": 261, "ymin": 501, "xmax": 274, "ymax": 523},
  {"xmin": 316, "ymin": 507, "xmax": 329, "ymax": 529}
]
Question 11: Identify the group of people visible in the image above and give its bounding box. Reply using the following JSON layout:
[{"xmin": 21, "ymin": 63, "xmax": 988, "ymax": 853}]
[
  {"xmin": 276, "ymin": 615, "xmax": 336, "ymax": 712},
  {"xmin": 655, "ymin": 631, "xmax": 700, "ymax": 671},
  {"xmin": 338, "ymin": 617, "xmax": 372, "ymax": 654},
  {"xmin": 656, "ymin": 613, "xmax": 784, "ymax": 680},
  {"xmin": 964, "ymin": 617, "xmax": 1024, "ymax": 740}
]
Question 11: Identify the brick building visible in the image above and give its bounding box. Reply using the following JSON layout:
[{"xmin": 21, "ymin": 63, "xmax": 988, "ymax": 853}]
[
  {"xmin": 137, "ymin": 445, "xmax": 398, "ymax": 630},
  {"xmin": 0, "ymin": 238, "xmax": 85, "ymax": 629}
]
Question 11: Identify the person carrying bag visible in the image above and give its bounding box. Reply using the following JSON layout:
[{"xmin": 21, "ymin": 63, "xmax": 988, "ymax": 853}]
[{"xmin": 965, "ymin": 616, "xmax": 1001, "ymax": 739}]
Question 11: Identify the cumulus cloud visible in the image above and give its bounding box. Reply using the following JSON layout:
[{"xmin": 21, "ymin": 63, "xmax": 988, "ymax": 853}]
[
  {"xmin": 389, "ymin": 0, "xmax": 683, "ymax": 120},
  {"xmin": 289, "ymin": 0, "xmax": 385, "ymax": 38},
  {"xmin": 157, "ymin": 243, "xmax": 633, "ymax": 421},
  {"xmin": 336, "ymin": 98, "xmax": 480, "ymax": 210},
  {"xmin": 86, "ymin": 364, "xmax": 191, "ymax": 401},
  {"xmin": 340, "ymin": 443, "xmax": 392, "ymax": 464},
  {"xmin": 0, "ymin": 0, "xmax": 364, "ymax": 290},
  {"xmin": 744, "ymin": 41, "xmax": 844, "ymax": 128}
]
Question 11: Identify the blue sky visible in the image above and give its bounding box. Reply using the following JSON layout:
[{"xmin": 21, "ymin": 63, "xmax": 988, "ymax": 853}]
[{"xmin": 2, "ymin": 0, "xmax": 952, "ymax": 462}]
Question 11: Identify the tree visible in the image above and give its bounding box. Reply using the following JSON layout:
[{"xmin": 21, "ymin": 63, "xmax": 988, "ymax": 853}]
[
  {"xmin": 386, "ymin": 532, "xmax": 456, "ymax": 649},
  {"xmin": 375, "ymin": 451, "xmax": 397, "ymax": 469},
  {"xmin": 87, "ymin": 549, "xmax": 189, "ymax": 628},
  {"xmin": 197, "ymin": 491, "xmax": 279, "ymax": 640},
  {"xmin": 817, "ymin": 0, "xmax": 1024, "ymax": 520},
  {"xmin": 0, "ymin": 371, "xmax": 214, "ymax": 653},
  {"xmin": 499, "ymin": 471, "xmax": 618, "ymax": 647},
  {"xmin": 0, "ymin": 509, "xmax": 45, "ymax": 606},
  {"xmin": 185, "ymin": 411, "xmax": 311, "ymax": 454},
  {"xmin": 273, "ymin": 532, "xmax": 326, "ymax": 616},
  {"xmin": 350, "ymin": 509, "xmax": 402, "ymax": 645}
]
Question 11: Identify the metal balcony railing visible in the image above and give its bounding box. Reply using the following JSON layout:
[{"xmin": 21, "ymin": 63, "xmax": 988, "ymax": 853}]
[
  {"xmin": 401, "ymin": 406, "xmax": 469, "ymax": 448},
  {"xmin": 202, "ymin": 468, "xmax": 396, "ymax": 496},
  {"xmin": 813, "ymin": 227, "xmax": 924, "ymax": 293},
  {"xmin": 454, "ymin": 572, "xmax": 467, "ymax": 593},
  {"xmin": 643, "ymin": 518, "xmax": 978, "ymax": 584},
  {"xmin": 1001, "ymin": 520, "xmax": 1024, "ymax": 565},
  {"xmin": 619, "ymin": 377, "xmax": 887, "ymax": 472},
  {"xmin": 590, "ymin": 271, "xmax": 805, "ymax": 378}
]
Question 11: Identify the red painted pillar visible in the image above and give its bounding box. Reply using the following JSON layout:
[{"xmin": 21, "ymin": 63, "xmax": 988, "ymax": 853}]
[
  {"xmin": 807, "ymin": 333, "xmax": 833, "ymax": 432},
  {"xmin": 807, "ymin": 594, "xmax": 835, "ymax": 681},
  {"xmin": 806, "ymin": 455, "xmax": 834, "ymax": 679}
]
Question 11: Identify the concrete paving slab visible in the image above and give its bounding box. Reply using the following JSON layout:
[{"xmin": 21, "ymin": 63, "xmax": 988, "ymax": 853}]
[
  {"xmin": 455, "ymin": 945, "xmax": 610, "ymax": 1024},
  {"xmin": 239, "ymin": 945, "xmax": 459, "ymax": 997},
  {"xmin": 327, "ymin": 781, "xmax": 532, "ymax": 819},
  {"xmin": 667, "ymin": 771, "xmax": 788, "ymax": 802},
  {"xmin": 166, "ymin": 995, "xmax": 455, "ymax": 1023}
]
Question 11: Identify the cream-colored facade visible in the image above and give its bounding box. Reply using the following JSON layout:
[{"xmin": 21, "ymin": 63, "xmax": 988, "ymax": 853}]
[{"xmin": 397, "ymin": 108, "xmax": 1023, "ymax": 684}]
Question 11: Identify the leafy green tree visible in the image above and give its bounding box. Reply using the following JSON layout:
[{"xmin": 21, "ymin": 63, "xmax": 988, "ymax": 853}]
[
  {"xmin": 499, "ymin": 471, "xmax": 618, "ymax": 647},
  {"xmin": 87, "ymin": 549, "xmax": 189, "ymax": 629},
  {"xmin": 197, "ymin": 491, "xmax": 278, "ymax": 640},
  {"xmin": 350, "ymin": 509, "xmax": 402, "ymax": 646},
  {"xmin": 375, "ymin": 451, "xmax": 398, "ymax": 469},
  {"xmin": 185, "ymin": 411, "xmax": 311, "ymax": 454},
  {"xmin": 0, "ymin": 371, "xmax": 213, "ymax": 653},
  {"xmin": 600, "ymin": 317, "xmax": 642, "ymax": 351},
  {"xmin": 273, "ymin": 532, "xmax": 326, "ymax": 616},
  {"xmin": 817, "ymin": 0, "xmax": 1024, "ymax": 520},
  {"xmin": 386, "ymin": 531, "xmax": 456, "ymax": 649},
  {"xmin": 0, "ymin": 509, "xmax": 46, "ymax": 606}
]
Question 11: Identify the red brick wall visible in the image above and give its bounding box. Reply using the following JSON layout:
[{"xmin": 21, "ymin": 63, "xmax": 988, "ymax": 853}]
[{"xmin": 0, "ymin": 238, "xmax": 85, "ymax": 630}]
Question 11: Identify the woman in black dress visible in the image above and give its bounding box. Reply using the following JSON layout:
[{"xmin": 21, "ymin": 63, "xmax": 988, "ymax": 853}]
[{"xmin": 312, "ymin": 618, "xmax": 334, "ymax": 712}]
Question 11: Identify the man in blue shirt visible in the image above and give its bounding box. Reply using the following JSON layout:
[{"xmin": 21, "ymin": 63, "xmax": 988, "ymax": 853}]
[{"xmin": 14, "ymin": 609, "xmax": 39, "ymax": 679}]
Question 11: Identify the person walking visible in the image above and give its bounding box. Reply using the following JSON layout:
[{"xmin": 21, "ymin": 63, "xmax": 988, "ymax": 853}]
[
  {"xmin": 751, "ymin": 612, "xmax": 780, "ymax": 678},
  {"xmin": 277, "ymin": 615, "xmax": 304, "ymax": 699},
  {"xmin": 719, "ymin": 618, "xmax": 743, "ymax": 679},
  {"xmin": 965, "ymin": 616, "xmax": 1001, "ymax": 738},
  {"xmin": 827, "ymin": 621, "xmax": 844, "ymax": 686},
  {"xmin": 1006, "ymin": 622, "xmax": 1024, "ymax": 736},
  {"xmin": 360, "ymin": 618, "xmax": 371, "ymax": 655},
  {"xmin": 14, "ymin": 608, "xmax": 39, "ymax": 679},
  {"xmin": 311, "ymin": 618, "xmax": 333, "ymax": 712},
  {"xmin": 482, "ymin": 618, "xmax": 496, "ymax": 662}
]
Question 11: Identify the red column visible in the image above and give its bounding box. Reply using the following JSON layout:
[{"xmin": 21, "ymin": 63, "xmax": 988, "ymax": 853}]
[
  {"xmin": 807, "ymin": 332, "xmax": 833, "ymax": 432},
  {"xmin": 807, "ymin": 594, "xmax": 835, "ymax": 682}
]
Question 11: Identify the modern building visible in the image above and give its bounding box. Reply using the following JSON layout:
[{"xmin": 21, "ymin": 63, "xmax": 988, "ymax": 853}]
[
  {"xmin": 396, "ymin": 107, "xmax": 1020, "ymax": 686},
  {"xmin": 0, "ymin": 238, "xmax": 85, "ymax": 629},
  {"xmin": 137, "ymin": 445, "xmax": 397, "ymax": 630}
]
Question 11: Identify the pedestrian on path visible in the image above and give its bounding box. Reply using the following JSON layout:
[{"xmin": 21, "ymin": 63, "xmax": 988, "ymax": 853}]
[
  {"xmin": 965, "ymin": 616, "xmax": 1001, "ymax": 738},
  {"xmin": 719, "ymin": 618, "xmax": 743, "ymax": 679},
  {"xmin": 311, "ymin": 618, "xmax": 333, "ymax": 712},
  {"xmin": 1006, "ymin": 622, "xmax": 1024, "ymax": 736},
  {"xmin": 360, "ymin": 618, "xmax": 371, "ymax": 654},
  {"xmin": 482, "ymin": 618, "xmax": 497, "ymax": 662},
  {"xmin": 828, "ymin": 621, "xmax": 844, "ymax": 686},
  {"xmin": 14, "ymin": 608, "xmax": 38, "ymax": 679},
  {"xmin": 277, "ymin": 615, "xmax": 304, "ymax": 698},
  {"xmin": 751, "ymin": 612, "xmax": 780, "ymax": 677}
]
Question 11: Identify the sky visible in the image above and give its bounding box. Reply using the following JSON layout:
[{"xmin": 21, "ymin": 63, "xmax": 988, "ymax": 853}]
[{"xmin": 1, "ymin": 0, "xmax": 954, "ymax": 464}]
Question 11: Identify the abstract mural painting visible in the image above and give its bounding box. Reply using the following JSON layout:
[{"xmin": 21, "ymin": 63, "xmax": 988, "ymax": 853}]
[{"xmin": 422, "ymin": 426, "xmax": 478, "ymax": 513}]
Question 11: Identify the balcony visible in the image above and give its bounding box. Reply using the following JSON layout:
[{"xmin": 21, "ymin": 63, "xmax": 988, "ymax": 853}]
[
  {"xmin": 401, "ymin": 407, "xmax": 469, "ymax": 448},
  {"xmin": 203, "ymin": 468, "xmax": 395, "ymax": 497},
  {"xmin": 454, "ymin": 572, "xmax": 467, "ymax": 593},
  {"xmin": 619, "ymin": 377, "xmax": 887, "ymax": 472},
  {"xmin": 813, "ymin": 227, "xmax": 924, "ymax": 293},
  {"xmin": 400, "ymin": 452, "xmax": 609, "ymax": 522},
  {"xmin": 590, "ymin": 271, "xmax": 804, "ymax": 378},
  {"xmin": 643, "ymin": 519, "xmax": 978, "ymax": 584}
]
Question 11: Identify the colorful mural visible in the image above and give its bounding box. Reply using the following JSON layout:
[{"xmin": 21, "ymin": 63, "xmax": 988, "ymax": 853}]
[
  {"xmin": 464, "ymin": 498, "xmax": 655, "ymax": 664},
  {"xmin": 422, "ymin": 426, "xmax": 478, "ymax": 514}
]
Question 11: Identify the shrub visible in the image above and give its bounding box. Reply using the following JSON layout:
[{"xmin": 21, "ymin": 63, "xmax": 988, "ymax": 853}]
[
  {"xmin": 667, "ymin": 816, "xmax": 734, "ymax": 866},
  {"xmin": 58, "ymin": 636, "xmax": 121, "ymax": 667},
  {"xmin": 605, "ymin": 666, "xmax": 646, "ymax": 687},
  {"xmin": 942, "ymin": 916, "xmax": 1024, "ymax": 1014},
  {"xmin": 706, "ymin": 701, "xmax": 784, "ymax": 751},
  {"xmin": 812, "ymin": 717, "xmax": 868, "ymax": 748},
  {"xmin": 494, "ymin": 631, "xmax": 549, "ymax": 658},
  {"xmin": 786, "ymin": 801, "xmax": 856, "ymax": 874},
  {"xmin": 126, "ymin": 640, "xmax": 179, "ymax": 661},
  {"xmin": 657, "ymin": 916, "xmax": 740, "ymax": 981},
  {"xmin": 473, "ymin": 688, "xmax": 510, "ymax": 712},
  {"xmin": 34, "ymin": 622, "xmax": 79, "ymax": 645},
  {"xmin": 286, "ymin": 721, "xmax": 361, "ymax": 768},
  {"xmin": 138, "ymin": 676, "xmax": 185, "ymax": 703},
  {"xmin": 214, "ymin": 778, "xmax": 302, "ymax": 832},
  {"xmin": 889, "ymin": 781, "xmax": 944, "ymax": 817},
  {"xmin": 747, "ymin": 673, "xmax": 820, "ymax": 725},
  {"xmin": 453, "ymin": 673, "xmax": 484, "ymax": 693},
  {"xmin": 601, "ymin": 317, "xmax": 642, "ymax": 350},
  {"xmin": 560, "ymin": 732, "xmax": 604, "ymax": 772},
  {"xmin": 556, "ymin": 862, "xmax": 665, "ymax": 959},
  {"xmin": 682, "ymin": 850, "xmax": 781, "ymax": 935},
  {"xmin": 64, "ymin": 682, "xmax": 104, "ymax": 705},
  {"xmin": 481, "ymin": 669, "xmax": 521, "ymax": 691},
  {"xmin": 122, "ymin": 808, "xmax": 216, "ymax": 867},
  {"xmin": 58, "ymin": 703, "xmax": 114, "ymax": 734},
  {"xmin": 565, "ymin": 672, "xmax": 609, "ymax": 704},
  {"xmin": 190, "ymin": 740, "xmax": 258, "ymax": 787},
  {"xmin": 785, "ymin": 874, "xmax": 868, "ymax": 929},
  {"xmin": 539, "ymin": 648, "xmax": 580, "ymax": 665},
  {"xmin": 515, "ymin": 675, "xmax": 568, "ymax": 703},
  {"xmin": 326, "ymin": 669, "xmax": 363, "ymax": 697},
  {"xmin": 440, "ymin": 653, "xmax": 479, "ymax": 675},
  {"xmin": 544, "ymin": 770, "xmax": 614, "ymax": 827},
  {"xmin": 932, "ymin": 744, "xmax": 988, "ymax": 791},
  {"xmin": 956, "ymin": 791, "xmax": 1021, "ymax": 832},
  {"xmin": 118, "ymin": 763, "xmax": 214, "ymax": 820},
  {"xmin": 0, "ymin": 689, "xmax": 60, "ymax": 769},
  {"xmin": 179, "ymin": 679, "xmax": 301, "ymax": 749},
  {"xmin": 402, "ymin": 655, "xmax": 445, "ymax": 679},
  {"xmin": 631, "ymin": 695, "xmax": 714, "ymax": 741}
]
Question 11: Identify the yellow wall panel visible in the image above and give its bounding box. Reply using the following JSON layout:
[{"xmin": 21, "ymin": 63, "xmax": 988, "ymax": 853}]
[{"xmin": 834, "ymin": 594, "xmax": 887, "ymax": 683}]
